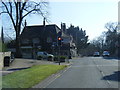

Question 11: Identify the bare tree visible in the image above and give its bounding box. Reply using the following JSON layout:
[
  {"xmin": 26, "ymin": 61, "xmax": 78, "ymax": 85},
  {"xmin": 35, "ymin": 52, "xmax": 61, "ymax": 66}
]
[
  {"xmin": 104, "ymin": 22, "xmax": 118, "ymax": 56},
  {"xmin": 105, "ymin": 22, "xmax": 118, "ymax": 32},
  {"xmin": 0, "ymin": 0, "xmax": 49, "ymax": 57}
]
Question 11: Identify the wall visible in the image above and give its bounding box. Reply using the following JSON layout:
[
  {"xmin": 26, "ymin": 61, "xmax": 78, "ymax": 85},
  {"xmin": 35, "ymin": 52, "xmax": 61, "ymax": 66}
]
[
  {"xmin": 0, "ymin": 52, "xmax": 11, "ymax": 68},
  {"xmin": 0, "ymin": 52, "xmax": 3, "ymax": 70}
]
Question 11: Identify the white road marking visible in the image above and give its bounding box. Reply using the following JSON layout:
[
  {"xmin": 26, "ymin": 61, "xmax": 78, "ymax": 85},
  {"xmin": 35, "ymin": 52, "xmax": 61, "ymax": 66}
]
[{"xmin": 72, "ymin": 65, "xmax": 118, "ymax": 67}]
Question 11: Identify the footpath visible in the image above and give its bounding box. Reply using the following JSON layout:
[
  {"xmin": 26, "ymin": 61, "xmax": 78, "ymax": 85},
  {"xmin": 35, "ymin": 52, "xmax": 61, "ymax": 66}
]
[{"xmin": 1, "ymin": 58, "xmax": 72, "ymax": 76}]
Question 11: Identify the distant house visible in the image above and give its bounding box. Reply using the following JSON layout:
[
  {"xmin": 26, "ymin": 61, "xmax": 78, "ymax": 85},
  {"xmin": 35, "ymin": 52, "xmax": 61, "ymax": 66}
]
[{"xmin": 20, "ymin": 21, "xmax": 77, "ymax": 59}]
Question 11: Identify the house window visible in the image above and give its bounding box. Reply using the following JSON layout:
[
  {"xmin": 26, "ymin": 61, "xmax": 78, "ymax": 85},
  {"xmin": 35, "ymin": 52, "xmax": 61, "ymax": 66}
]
[
  {"xmin": 47, "ymin": 37, "xmax": 52, "ymax": 43},
  {"xmin": 32, "ymin": 38, "xmax": 39, "ymax": 44},
  {"xmin": 22, "ymin": 39, "xmax": 30, "ymax": 44}
]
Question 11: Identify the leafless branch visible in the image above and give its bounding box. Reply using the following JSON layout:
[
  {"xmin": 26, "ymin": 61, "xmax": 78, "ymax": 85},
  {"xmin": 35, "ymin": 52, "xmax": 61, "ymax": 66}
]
[
  {"xmin": 0, "ymin": 12, "xmax": 8, "ymax": 15},
  {"xmin": 22, "ymin": 9, "xmax": 36, "ymax": 19},
  {"xmin": 2, "ymin": 1, "xmax": 16, "ymax": 31},
  {"xmin": 9, "ymin": 2, "xmax": 12, "ymax": 15}
]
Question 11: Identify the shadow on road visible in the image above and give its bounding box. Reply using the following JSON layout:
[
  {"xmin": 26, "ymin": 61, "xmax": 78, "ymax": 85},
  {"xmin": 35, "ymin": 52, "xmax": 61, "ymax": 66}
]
[
  {"xmin": 7, "ymin": 67, "xmax": 30, "ymax": 71},
  {"xmin": 102, "ymin": 57, "xmax": 120, "ymax": 60},
  {"xmin": 102, "ymin": 71, "xmax": 120, "ymax": 82}
]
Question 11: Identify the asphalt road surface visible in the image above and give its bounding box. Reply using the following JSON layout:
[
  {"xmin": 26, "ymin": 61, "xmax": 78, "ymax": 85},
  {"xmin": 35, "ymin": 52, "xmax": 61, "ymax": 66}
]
[{"xmin": 45, "ymin": 57, "xmax": 119, "ymax": 88}]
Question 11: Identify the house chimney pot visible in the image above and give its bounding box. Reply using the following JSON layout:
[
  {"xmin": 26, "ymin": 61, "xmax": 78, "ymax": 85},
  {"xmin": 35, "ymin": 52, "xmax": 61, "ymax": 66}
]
[
  {"xmin": 25, "ymin": 20, "xmax": 27, "ymax": 27},
  {"xmin": 43, "ymin": 18, "xmax": 45, "ymax": 26}
]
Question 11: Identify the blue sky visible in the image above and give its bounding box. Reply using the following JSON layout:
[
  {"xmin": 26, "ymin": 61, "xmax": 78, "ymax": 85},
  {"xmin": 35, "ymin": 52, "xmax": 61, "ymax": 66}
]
[
  {"xmin": 1, "ymin": 0, "xmax": 119, "ymax": 41},
  {"xmin": 26, "ymin": 0, "xmax": 118, "ymax": 40}
]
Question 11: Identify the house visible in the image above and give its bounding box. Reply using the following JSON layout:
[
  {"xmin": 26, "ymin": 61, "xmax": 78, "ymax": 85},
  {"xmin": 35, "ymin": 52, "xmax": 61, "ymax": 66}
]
[
  {"xmin": 20, "ymin": 21, "xmax": 77, "ymax": 59},
  {"xmin": 60, "ymin": 23, "xmax": 77, "ymax": 57},
  {"xmin": 20, "ymin": 24, "xmax": 61, "ymax": 58}
]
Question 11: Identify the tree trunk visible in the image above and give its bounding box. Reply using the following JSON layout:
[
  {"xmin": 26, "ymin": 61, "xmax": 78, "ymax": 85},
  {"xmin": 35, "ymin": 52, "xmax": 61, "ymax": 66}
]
[{"xmin": 15, "ymin": 29, "xmax": 21, "ymax": 58}]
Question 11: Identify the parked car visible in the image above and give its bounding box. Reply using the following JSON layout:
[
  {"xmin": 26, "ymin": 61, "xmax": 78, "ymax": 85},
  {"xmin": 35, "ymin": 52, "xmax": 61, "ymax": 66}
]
[
  {"xmin": 102, "ymin": 51, "xmax": 110, "ymax": 57},
  {"xmin": 93, "ymin": 52, "xmax": 100, "ymax": 57},
  {"xmin": 37, "ymin": 51, "xmax": 54, "ymax": 60}
]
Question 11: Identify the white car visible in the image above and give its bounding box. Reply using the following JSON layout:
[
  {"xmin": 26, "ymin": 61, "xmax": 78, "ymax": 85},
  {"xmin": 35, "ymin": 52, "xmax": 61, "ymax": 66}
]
[
  {"xmin": 102, "ymin": 51, "xmax": 110, "ymax": 57},
  {"xmin": 37, "ymin": 52, "xmax": 54, "ymax": 60}
]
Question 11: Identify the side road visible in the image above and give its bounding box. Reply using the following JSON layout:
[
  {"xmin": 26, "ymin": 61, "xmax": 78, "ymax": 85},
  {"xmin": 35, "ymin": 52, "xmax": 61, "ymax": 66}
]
[{"xmin": 2, "ymin": 58, "xmax": 72, "ymax": 76}]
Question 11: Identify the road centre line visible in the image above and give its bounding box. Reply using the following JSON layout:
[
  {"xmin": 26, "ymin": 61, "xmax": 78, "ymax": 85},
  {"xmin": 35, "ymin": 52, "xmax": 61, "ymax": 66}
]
[{"xmin": 72, "ymin": 65, "xmax": 118, "ymax": 67}]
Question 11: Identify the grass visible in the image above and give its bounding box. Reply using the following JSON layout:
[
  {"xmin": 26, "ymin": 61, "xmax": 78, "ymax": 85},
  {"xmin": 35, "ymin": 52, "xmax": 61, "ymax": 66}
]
[
  {"xmin": 2, "ymin": 64, "xmax": 67, "ymax": 88},
  {"xmin": 0, "ymin": 41, "xmax": 2, "ymax": 52},
  {"xmin": 0, "ymin": 41, "xmax": 7, "ymax": 52}
]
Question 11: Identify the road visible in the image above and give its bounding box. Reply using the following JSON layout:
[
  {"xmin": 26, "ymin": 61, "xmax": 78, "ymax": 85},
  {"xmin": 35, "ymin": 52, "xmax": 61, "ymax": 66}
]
[{"xmin": 45, "ymin": 57, "xmax": 119, "ymax": 88}]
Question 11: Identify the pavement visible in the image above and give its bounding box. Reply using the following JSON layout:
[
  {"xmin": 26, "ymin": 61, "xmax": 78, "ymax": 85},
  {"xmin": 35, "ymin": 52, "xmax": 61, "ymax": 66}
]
[{"xmin": 1, "ymin": 58, "xmax": 72, "ymax": 76}]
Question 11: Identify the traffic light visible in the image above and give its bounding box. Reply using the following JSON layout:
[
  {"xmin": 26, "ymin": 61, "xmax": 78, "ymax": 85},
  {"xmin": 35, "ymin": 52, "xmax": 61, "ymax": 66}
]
[{"xmin": 58, "ymin": 37, "xmax": 62, "ymax": 46}]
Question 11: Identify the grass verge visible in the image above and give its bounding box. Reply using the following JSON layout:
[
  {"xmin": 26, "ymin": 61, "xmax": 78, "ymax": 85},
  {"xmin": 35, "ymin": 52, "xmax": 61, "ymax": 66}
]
[{"xmin": 2, "ymin": 64, "xmax": 67, "ymax": 88}]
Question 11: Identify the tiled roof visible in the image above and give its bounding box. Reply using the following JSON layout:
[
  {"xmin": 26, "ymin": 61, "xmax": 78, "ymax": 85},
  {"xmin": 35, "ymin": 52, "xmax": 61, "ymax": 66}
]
[{"xmin": 20, "ymin": 24, "xmax": 61, "ymax": 39}]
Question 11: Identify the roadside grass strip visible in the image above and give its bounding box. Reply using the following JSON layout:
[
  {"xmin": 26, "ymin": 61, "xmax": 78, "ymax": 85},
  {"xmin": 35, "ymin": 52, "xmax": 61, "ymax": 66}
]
[{"xmin": 2, "ymin": 64, "xmax": 67, "ymax": 88}]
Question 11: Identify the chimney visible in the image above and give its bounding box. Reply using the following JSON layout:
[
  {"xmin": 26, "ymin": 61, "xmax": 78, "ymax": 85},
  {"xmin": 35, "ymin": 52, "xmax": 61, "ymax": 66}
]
[
  {"xmin": 1, "ymin": 26, "xmax": 4, "ymax": 44},
  {"xmin": 63, "ymin": 23, "xmax": 66, "ymax": 32},
  {"xmin": 61, "ymin": 22, "xmax": 63, "ymax": 32},
  {"xmin": 61, "ymin": 23, "xmax": 66, "ymax": 33},
  {"xmin": 43, "ymin": 17, "xmax": 45, "ymax": 27},
  {"xmin": 25, "ymin": 20, "xmax": 27, "ymax": 27}
]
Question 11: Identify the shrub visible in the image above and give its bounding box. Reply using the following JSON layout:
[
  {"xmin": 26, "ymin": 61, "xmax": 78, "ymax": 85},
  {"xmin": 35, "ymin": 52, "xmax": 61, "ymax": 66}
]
[
  {"xmin": 0, "ymin": 42, "xmax": 7, "ymax": 52},
  {"xmin": 47, "ymin": 56, "xmax": 53, "ymax": 61},
  {"xmin": 59, "ymin": 56, "xmax": 66, "ymax": 62},
  {"xmin": 54, "ymin": 56, "xmax": 66, "ymax": 62},
  {"xmin": 37, "ymin": 56, "xmax": 42, "ymax": 60},
  {"xmin": 54, "ymin": 56, "xmax": 59, "ymax": 61},
  {"xmin": 59, "ymin": 56, "xmax": 66, "ymax": 60}
]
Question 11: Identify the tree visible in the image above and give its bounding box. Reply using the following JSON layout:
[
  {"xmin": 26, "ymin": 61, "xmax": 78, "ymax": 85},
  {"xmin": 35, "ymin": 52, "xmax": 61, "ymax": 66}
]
[
  {"xmin": 0, "ymin": 0, "xmax": 49, "ymax": 57},
  {"xmin": 91, "ymin": 32, "xmax": 106, "ymax": 53},
  {"xmin": 118, "ymin": 33, "xmax": 120, "ymax": 58},
  {"xmin": 105, "ymin": 22, "xmax": 117, "ymax": 32},
  {"xmin": 104, "ymin": 22, "xmax": 118, "ymax": 56},
  {"xmin": 67, "ymin": 25, "xmax": 89, "ymax": 54}
]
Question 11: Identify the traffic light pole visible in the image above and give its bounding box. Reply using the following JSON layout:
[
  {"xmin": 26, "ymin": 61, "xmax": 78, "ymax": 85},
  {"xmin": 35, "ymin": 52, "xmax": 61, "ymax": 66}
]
[
  {"xmin": 57, "ymin": 31, "xmax": 62, "ymax": 65},
  {"xmin": 58, "ymin": 45, "xmax": 61, "ymax": 65}
]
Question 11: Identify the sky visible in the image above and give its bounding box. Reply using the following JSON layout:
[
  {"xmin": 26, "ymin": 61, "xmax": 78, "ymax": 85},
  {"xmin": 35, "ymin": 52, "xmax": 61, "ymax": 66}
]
[
  {"xmin": 26, "ymin": 0, "xmax": 118, "ymax": 40},
  {"xmin": 0, "ymin": 0, "xmax": 119, "ymax": 41}
]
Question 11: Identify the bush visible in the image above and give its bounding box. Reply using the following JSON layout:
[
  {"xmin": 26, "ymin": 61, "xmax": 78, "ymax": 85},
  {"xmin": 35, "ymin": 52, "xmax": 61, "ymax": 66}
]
[
  {"xmin": 59, "ymin": 56, "xmax": 66, "ymax": 62},
  {"xmin": 59, "ymin": 56, "xmax": 66, "ymax": 59},
  {"xmin": 54, "ymin": 56, "xmax": 66, "ymax": 62},
  {"xmin": 54, "ymin": 56, "xmax": 59, "ymax": 61},
  {"xmin": 0, "ymin": 42, "xmax": 7, "ymax": 52},
  {"xmin": 37, "ymin": 56, "xmax": 42, "ymax": 60},
  {"xmin": 47, "ymin": 56, "xmax": 53, "ymax": 61}
]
